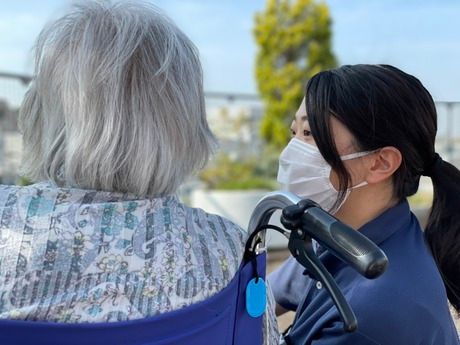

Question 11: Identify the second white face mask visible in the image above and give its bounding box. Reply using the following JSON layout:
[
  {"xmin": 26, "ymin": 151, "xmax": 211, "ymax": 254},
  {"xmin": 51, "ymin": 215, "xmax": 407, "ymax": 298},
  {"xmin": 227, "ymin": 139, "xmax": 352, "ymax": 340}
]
[{"xmin": 277, "ymin": 138, "xmax": 372, "ymax": 214}]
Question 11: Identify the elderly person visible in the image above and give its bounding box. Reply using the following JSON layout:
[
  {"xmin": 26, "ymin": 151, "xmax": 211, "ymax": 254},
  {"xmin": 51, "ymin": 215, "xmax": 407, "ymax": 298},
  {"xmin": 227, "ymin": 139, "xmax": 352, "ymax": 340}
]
[{"xmin": 0, "ymin": 1, "xmax": 278, "ymax": 343}]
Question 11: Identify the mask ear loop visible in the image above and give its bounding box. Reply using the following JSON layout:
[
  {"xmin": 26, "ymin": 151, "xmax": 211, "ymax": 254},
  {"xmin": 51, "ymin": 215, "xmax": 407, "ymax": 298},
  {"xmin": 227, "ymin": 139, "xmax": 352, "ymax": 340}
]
[
  {"xmin": 330, "ymin": 149, "xmax": 379, "ymax": 214},
  {"xmin": 340, "ymin": 148, "xmax": 380, "ymax": 161},
  {"xmin": 329, "ymin": 181, "xmax": 369, "ymax": 214}
]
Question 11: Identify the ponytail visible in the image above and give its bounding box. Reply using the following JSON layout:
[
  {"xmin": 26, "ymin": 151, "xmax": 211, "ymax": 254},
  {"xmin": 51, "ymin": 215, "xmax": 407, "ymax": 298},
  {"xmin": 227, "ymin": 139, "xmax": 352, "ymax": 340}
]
[{"xmin": 424, "ymin": 155, "xmax": 460, "ymax": 314}]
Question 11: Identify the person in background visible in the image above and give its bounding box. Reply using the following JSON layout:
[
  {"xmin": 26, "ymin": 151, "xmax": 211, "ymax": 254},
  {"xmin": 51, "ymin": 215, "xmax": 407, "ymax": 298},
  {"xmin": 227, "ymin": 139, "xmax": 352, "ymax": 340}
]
[
  {"xmin": 0, "ymin": 1, "xmax": 278, "ymax": 343},
  {"xmin": 270, "ymin": 64, "xmax": 460, "ymax": 344}
]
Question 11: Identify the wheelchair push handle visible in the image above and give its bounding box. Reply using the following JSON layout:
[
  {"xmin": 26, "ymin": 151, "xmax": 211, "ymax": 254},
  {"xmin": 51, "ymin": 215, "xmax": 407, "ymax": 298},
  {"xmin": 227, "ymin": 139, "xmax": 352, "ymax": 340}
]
[{"xmin": 282, "ymin": 200, "xmax": 388, "ymax": 279}]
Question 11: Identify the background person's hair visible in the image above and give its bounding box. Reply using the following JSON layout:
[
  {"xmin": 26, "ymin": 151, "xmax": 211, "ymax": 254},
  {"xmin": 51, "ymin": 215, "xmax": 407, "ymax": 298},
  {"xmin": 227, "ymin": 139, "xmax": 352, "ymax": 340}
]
[
  {"xmin": 18, "ymin": 0, "xmax": 215, "ymax": 197},
  {"xmin": 305, "ymin": 64, "xmax": 460, "ymax": 313}
]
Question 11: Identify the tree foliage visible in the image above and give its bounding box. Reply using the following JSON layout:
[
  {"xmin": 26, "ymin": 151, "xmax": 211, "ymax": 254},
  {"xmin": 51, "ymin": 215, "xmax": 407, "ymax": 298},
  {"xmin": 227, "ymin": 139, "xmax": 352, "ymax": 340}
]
[{"xmin": 254, "ymin": 0, "xmax": 337, "ymax": 148}]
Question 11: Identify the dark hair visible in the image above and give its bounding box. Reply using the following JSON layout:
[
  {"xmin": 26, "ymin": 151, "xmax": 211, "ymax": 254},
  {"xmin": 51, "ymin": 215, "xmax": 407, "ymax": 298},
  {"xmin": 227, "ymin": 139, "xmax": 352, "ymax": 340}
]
[{"xmin": 305, "ymin": 64, "xmax": 460, "ymax": 313}]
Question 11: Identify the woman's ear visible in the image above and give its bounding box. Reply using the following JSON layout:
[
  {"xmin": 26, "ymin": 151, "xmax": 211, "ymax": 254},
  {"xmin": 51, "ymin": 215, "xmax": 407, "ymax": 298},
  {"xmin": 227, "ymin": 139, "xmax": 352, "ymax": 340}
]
[{"xmin": 366, "ymin": 146, "xmax": 402, "ymax": 184}]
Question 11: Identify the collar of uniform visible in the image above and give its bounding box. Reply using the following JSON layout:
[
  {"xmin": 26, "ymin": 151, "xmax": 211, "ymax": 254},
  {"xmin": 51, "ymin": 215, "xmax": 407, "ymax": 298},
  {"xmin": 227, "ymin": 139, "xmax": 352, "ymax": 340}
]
[{"xmin": 318, "ymin": 199, "xmax": 411, "ymax": 273}]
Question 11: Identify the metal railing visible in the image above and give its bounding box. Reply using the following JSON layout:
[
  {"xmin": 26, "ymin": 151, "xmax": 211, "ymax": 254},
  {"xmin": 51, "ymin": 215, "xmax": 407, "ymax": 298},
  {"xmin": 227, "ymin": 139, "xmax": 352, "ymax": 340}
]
[{"xmin": 1, "ymin": 71, "xmax": 460, "ymax": 183}]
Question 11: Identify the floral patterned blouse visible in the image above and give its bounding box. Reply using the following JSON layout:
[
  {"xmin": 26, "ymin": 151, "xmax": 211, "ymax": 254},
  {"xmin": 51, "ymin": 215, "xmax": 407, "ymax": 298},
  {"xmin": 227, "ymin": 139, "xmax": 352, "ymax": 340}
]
[{"xmin": 0, "ymin": 182, "xmax": 279, "ymax": 343}]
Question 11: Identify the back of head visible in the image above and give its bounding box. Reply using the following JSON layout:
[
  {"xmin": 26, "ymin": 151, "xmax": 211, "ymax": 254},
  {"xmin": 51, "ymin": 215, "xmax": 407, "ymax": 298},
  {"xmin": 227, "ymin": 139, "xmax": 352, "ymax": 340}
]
[
  {"xmin": 305, "ymin": 64, "xmax": 460, "ymax": 313},
  {"xmin": 19, "ymin": 0, "xmax": 215, "ymax": 197}
]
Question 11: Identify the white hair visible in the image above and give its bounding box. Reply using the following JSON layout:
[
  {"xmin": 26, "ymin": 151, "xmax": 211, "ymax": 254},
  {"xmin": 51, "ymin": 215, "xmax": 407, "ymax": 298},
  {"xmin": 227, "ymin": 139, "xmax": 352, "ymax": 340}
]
[{"xmin": 18, "ymin": 0, "xmax": 216, "ymax": 197}]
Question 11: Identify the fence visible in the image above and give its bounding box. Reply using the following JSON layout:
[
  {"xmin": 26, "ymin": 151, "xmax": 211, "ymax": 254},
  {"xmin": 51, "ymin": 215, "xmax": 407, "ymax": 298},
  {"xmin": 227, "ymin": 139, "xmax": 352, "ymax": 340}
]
[{"xmin": 1, "ymin": 71, "xmax": 460, "ymax": 184}]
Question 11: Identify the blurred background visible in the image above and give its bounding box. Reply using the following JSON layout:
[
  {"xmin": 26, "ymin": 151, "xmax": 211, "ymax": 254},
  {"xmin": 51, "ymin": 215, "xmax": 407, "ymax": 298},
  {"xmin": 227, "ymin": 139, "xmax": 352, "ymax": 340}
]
[
  {"xmin": 1, "ymin": 0, "xmax": 458, "ymax": 241},
  {"xmin": 0, "ymin": 0, "xmax": 460, "ymax": 330}
]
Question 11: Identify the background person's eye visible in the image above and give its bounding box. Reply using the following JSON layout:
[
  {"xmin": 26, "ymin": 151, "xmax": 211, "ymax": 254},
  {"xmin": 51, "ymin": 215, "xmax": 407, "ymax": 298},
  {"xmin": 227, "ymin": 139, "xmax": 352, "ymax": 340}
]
[{"xmin": 304, "ymin": 130, "xmax": 311, "ymax": 137}]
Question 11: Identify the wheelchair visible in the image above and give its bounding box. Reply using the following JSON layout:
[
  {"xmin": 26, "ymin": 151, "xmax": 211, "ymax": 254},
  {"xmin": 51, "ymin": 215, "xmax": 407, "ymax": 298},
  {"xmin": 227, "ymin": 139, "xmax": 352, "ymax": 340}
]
[{"xmin": 0, "ymin": 191, "xmax": 387, "ymax": 345}]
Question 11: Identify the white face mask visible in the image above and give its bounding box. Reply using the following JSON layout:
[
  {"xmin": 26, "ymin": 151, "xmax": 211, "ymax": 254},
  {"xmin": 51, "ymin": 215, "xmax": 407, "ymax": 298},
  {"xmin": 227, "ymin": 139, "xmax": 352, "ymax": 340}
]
[{"xmin": 277, "ymin": 138, "xmax": 374, "ymax": 214}]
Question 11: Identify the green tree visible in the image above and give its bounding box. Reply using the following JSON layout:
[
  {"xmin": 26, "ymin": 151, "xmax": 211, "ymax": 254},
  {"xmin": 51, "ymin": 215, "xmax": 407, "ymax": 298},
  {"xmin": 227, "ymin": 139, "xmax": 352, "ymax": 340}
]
[{"xmin": 254, "ymin": 0, "xmax": 337, "ymax": 148}]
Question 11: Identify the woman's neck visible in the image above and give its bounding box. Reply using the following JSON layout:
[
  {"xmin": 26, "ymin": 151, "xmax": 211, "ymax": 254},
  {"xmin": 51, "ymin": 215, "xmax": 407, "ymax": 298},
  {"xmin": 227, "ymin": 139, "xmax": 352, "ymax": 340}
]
[{"xmin": 334, "ymin": 183, "xmax": 399, "ymax": 230}]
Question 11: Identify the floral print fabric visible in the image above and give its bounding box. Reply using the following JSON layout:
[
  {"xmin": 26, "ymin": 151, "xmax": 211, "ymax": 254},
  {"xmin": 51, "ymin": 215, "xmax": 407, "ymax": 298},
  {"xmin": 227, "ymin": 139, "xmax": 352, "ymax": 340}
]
[
  {"xmin": 0, "ymin": 183, "xmax": 246, "ymax": 322},
  {"xmin": 0, "ymin": 181, "xmax": 279, "ymax": 343},
  {"xmin": 0, "ymin": 181, "xmax": 246, "ymax": 321}
]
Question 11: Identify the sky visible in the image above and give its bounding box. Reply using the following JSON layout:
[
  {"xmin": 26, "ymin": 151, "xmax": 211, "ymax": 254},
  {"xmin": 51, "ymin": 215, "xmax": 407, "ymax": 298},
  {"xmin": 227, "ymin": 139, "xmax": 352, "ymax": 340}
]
[{"xmin": 0, "ymin": 0, "xmax": 460, "ymax": 101}]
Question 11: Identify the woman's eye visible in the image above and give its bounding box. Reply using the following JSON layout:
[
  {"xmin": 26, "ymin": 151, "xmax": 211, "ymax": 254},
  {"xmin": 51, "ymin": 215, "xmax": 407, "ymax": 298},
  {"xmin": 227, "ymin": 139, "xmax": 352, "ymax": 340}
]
[
  {"xmin": 304, "ymin": 130, "xmax": 311, "ymax": 137},
  {"xmin": 291, "ymin": 130, "xmax": 296, "ymax": 136}
]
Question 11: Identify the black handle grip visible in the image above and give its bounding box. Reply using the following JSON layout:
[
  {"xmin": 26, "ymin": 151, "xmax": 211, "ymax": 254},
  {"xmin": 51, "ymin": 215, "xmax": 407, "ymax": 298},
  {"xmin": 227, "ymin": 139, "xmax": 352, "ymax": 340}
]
[{"xmin": 301, "ymin": 207, "xmax": 388, "ymax": 279}]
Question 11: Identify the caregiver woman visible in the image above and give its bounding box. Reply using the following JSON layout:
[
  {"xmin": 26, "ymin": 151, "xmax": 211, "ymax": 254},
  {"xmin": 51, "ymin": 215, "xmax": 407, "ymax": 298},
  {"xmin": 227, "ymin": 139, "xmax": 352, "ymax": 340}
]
[{"xmin": 269, "ymin": 64, "xmax": 460, "ymax": 344}]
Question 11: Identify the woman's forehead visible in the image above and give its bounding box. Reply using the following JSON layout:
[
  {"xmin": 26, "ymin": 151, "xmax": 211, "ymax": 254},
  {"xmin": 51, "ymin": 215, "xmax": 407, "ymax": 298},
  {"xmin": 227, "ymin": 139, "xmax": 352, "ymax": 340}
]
[{"xmin": 296, "ymin": 98, "xmax": 307, "ymax": 119}]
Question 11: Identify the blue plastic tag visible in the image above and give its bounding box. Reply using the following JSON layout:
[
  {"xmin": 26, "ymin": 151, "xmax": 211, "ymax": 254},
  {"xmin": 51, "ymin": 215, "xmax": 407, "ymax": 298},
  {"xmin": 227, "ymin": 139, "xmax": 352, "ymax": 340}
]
[{"xmin": 246, "ymin": 277, "xmax": 266, "ymax": 318}]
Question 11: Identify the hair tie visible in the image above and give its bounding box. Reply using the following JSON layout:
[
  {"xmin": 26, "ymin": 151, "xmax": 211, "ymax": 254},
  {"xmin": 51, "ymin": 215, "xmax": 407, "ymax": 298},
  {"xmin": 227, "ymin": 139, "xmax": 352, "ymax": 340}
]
[{"xmin": 422, "ymin": 153, "xmax": 443, "ymax": 177}]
